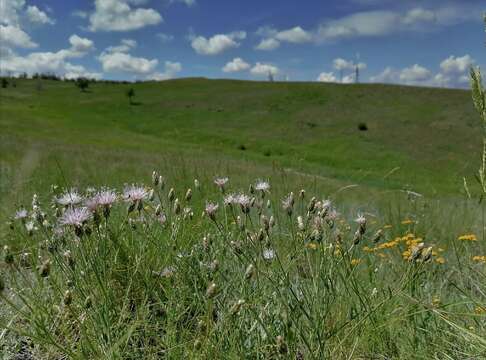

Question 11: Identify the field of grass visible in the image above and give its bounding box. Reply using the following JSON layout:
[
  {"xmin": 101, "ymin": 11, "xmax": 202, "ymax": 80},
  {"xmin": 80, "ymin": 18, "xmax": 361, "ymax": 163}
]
[{"xmin": 0, "ymin": 79, "xmax": 485, "ymax": 359}]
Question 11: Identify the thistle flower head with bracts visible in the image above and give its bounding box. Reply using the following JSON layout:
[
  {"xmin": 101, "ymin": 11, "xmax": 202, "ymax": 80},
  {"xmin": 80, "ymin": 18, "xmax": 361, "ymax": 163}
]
[
  {"xmin": 224, "ymin": 193, "xmax": 237, "ymax": 206},
  {"xmin": 282, "ymin": 192, "xmax": 294, "ymax": 216},
  {"xmin": 123, "ymin": 185, "xmax": 148, "ymax": 202},
  {"xmin": 236, "ymin": 193, "xmax": 251, "ymax": 213},
  {"xmin": 255, "ymin": 180, "xmax": 270, "ymax": 193},
  {"xmin": 14, "ymin": 208, "xmax": 28, "ymax": 220},
  {"xmin": 59, "ymin": 207, "xmax": 92, "ymax": 228},
  {"xmin": 214, "ymin": 177, "xmax": 229, "ymax": 191},
  {"xmin": 56, "ymin": 189, "xmax": 83, "ymax": 207},
  {"xmin": 205, "ymin": 201, "xmax": 219, "ymax": 220}
]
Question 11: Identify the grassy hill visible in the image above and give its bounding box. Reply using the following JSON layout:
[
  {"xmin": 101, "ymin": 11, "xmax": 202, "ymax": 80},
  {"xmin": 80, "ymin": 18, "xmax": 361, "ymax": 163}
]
[{"xmin": 0, "ymin": 78, "xmax": 480, "ymax": 212}]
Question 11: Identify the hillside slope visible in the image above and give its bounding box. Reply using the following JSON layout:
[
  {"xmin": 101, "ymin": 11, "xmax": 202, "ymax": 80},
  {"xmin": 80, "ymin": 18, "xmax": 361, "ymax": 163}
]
[{"xmin": 0, "ymin": 78, "xmax": 479, "ymax": 209}]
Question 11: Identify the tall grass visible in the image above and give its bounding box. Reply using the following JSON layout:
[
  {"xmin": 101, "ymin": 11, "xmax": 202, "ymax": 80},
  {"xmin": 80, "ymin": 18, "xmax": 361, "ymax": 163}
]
[{"xmin": 0, "ymin": 172, "xmax": 484, "ymax": 359}]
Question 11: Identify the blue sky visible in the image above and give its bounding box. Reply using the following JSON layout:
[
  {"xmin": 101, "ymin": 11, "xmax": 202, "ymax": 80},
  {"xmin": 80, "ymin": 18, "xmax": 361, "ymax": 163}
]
[{"xmin": 0, "ymin": 0, "xmax": 484, "ymax": 87}]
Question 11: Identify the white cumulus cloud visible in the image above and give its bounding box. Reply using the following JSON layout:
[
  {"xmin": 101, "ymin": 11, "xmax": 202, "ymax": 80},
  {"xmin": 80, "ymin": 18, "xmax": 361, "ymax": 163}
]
[
  {"xmin": 255, "ymin": 38, "xmax": 280, "ymax": 51},
  {"xmin": 89, "ymin": 0, "xmax": 162, "ymax": 32},
  {"xmin": 0, "ymin": 24, "xmax": 37, "ymax": 48},
  {"xmin": 274, "ymin": 26, "xmax": 313, "ymax": 43},
  {"xmin": 316, "ymin": 72, "xmax": 337, "ymax": 82},
  {"xmin": 191, "ymin": 31, "xmax": 246, "ymax": 55},
  {"xmin": 399, "ymin": 64, "xmax": 432, "ymax": 83},
  {"xmin": 98, "ymin": 51, "xmax": 158, "ymax": 74},
  {"xmin": 440, "ymin": 54, "xmax": 474, "ymax": 74},
  {"xmin": 250, "ymin": 62, "xmax": 279, "ymax": 76},
  {"xmin": 26, "ymin": 5, "xmax": 55, "ymax": 25},
  {"xmin": 147, "ymin": 61, "xmax": 182, "ymax": 80},
  {"xmin": 222, "ymin": 57, "xmax": 250, "ymax": 73}
]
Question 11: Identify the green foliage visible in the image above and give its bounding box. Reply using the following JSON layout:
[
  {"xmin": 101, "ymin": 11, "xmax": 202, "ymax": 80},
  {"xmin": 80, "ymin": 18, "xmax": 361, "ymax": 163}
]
[{"xmin": 75, "ymin": 77, "xmax": 89, "ymax": 92}]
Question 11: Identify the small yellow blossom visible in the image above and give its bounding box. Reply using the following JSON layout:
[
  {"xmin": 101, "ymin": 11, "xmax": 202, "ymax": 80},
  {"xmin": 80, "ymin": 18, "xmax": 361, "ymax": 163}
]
[
  {"xmin": 458, "ymin": 234, "xmax": 477, "ymax": 241},
  {"xmin": 432, "ymin": 296, "xmax": 441, "ymax": 307},
  {"xmin": 401, "ymin": 219, "xmax": 414, "ymax": 225},
  {"xmin": 435, "ymin": 257, "xmax": 446, "ymax": 264},
  {"xmin": 350, "ymin": 258, "xmax": 361, "ymax": 266},
  {"xmin": 305, "ymin": 242, "xmax": 318, "ymax": 250},
  {"xmin": 472, "ymin": 256, "xmax": 486, "ymax": 263},
  {"xmin": 475, "ymin": 306, "xmax": 486, "ymax": 314},
  {"xmin": 383, "ymin": 224, "xmax": 392, "ymax": 229}
]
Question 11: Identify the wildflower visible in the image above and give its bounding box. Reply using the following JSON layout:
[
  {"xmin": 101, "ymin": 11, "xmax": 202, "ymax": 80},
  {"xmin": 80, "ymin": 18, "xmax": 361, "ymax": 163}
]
[
  {"xmin": 263, "ymin": 248, "xmax": 276, "ymax": 261},
  {"xmin": 224, "ymin": 193, "xmax": 237, "ymax": 206},
  {"xmin": 245, "ymin": 264, "xmax": 255, "ymax": 279},
  {"xmin": 435, "ymin": 257, "xmax": 446, "ymax": 264},
  {"xmin": 472, "ymin": 255, "xmax": 486, "ymax": 263},
  {"xmin": 282, "ymin": 192, "xmax": 294, "ymax": 216},
  {"xmin": 269, "ymin": 215, "xmax": 275, "ymax": 228},
  {"xmin": 194, "ymin": 179, "xmax": 200, "ymax": 189},
  {"xmin": 372, "ymin": 229, "xmax": 384, "ymax": 243},
  {"xmin": 401, "ymin": 219, "xmax": 414, "ymax": 225},
  {"xmin": 230, "ymin": 299, "xmax": 245, "ymax": 315},
  {"xmin": 351, "ymin": 258, "xmax": 361, "ymax": 266},
  {"xmin": 236, "ymin": 193, "xmax": 251, "ymax": 213},
  {"xmin": 123, "ymin": 185, "xmax": 148, "ymax": 203},
  {"xmin": 297, "ymin": 216, "xmax": 305, "ymax": 231},
  {"xmin": 168, "ymin": 188, "xmax": 175, "ymax": 202},
  {"xmin": 185, "ymin": 188, "xmax": 192, "ymax": 201},
  {"xmin": 25, "ymin": 221, "xmax": 37, "ymax": 236},
  {"xmin": 306, "ymin": 242, "xmax": 318, "ymax": 250},
  {"xmin": 14, "ymin": 208, "xmax": 28, "ymax": 221},
  {"xmin": 307, "ymin": 197, "xmax": 316, "ymax": 213},
  {"xmin": 63, "ymin": 290, "xmax": 73, "ymax": 306},
  {"xmin": 206, "ymin": 282, "xmax": 217, "ymax": 298},
  {"xmin": 205, "ymin": 202, "xmax": 219, "ymax": 220},
  {"xmin": 173, "ymin": 198, "xmax": 181, "ymax": 215},
  {"xmin": 63, "ymin": 250, "xmax": 75, "ymax": 269},
  {"xmin": 214, "ymin": 177, "xmax": 228, "ymax": 192},
  {"xmin": 59, "ymin": 207, "xmax": 92, "ymax": 228},
  {"xmin": 38, "ymin": 259, "xmax": 51, "ymax": 278},
  {"xmin": 458, "ymin": 234, "xmax": 477, "ymax": 241},
  {"xmin": 56, "ymin": 189, "xmax": 83, "ymax": 207},
  {"xmin": 299, "ymin": 189, "xmax": 305, "ymax": 199},
  {"xmin": 254, "ymin": 180, "xmax": 270, "ymax": 195}
]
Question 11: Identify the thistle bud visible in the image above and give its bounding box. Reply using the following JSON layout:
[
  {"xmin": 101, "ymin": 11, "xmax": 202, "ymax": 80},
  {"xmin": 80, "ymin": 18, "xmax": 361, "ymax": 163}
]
[
  {"xmin": 159, "ymin": 176, "xmax": 165, "ymax": 190},
  {"xmin": 297, "ymin": 216, "xmax": 305, "ymax": 231},
  {"xmin": 230, "ymin": 299, "xmax": 245, "ymax": 315},
  {"xmin": 185, "ymin": 188, "xmax": 192, "ymax": 202},
  {"xmin": 148, "ymin": 189, "xmax": 155, "ymax": 202},
  {"xmin": 63, "ymin": 250, "xmax": 75, "ymax": 269},
  {"xmin": 353, "ymin": 229, "xmax": 362, "ymax": 245},
  {"xmin": 173, "ymin": 198, "xmax": 181, "ymax": 215},
  {"xmin": 237, "ymin": 216, "xmax": 245, "ymax": 231},
  {"xmin": 261, "ymin": 215, "xmax": 269, "ymax": 231},
  {"xmin": 269, "ymin": 216, "xmax": 275, "ymax": 228},
  {"xmin": 152, "ymin": 171, "xmax": 159, "ymax": 186},
  {"xmin": 194, "ymin": 179, "xmax": 200, "ymax": 190},
  {"xmin": 307, "ymin": 197, "xmax": 316, "ymax": 213},
  {"xmin": 4, "ymin": 245, "xmax": 14, "ymax": 265},
  {"xmin": 20, "ymin": 252, "xmax": 31, "ymax": 268},
  {"xmin": 168, "ymin": 188, "xmax": 175, "ymax": 202},
  {"xmin": 63, "ymin": 290, "xmax": 73, "ymax": 306},
  {"xmin": 155, "ymin": 204, "xmax": 162, "ymax": 216},
  {"xmin": 421, "ymin": 246, "xmax": 433, "ymax": 262},
  {"xmin": 210, "ymin": 259, "xmax": 219, "ymax": 272},
  {"xmin": 206, "ymin": 282, "xmax": 217, "ymax": 298},
  {"xmin": 372, "ymin": 229, "xmax": 384, "ymax": 243},
  {"xmin": 257, "ymin": 228, "xmax": 265, "ymax": 242},
  {"xmin": 266, "ymin": 199, "xmax": 271, "ymax": 209},
  {"xmin": 84, "ymin": 296, "xmax": 92, "ymax": 309},
  {"xmin": 276, "ymin": 335, "xmax": 288, "ymax": 354},
  {"xmin": 244, "ymin": 264, "xmax": 255, "ymax": 280},
  {"xmin": 39, "ymin": 259, "xmax": 51, "ymax": 278},
  {"xmin": 299, "ymin": 189, "xmax": 305, "ymax": 199},
  {"xmin": 410, "ymin": 243, "xmax": 425, "ymax": 262},
  {"xmin": 249, "ymin": 184, "xmax": 255, "ymax": 194}
]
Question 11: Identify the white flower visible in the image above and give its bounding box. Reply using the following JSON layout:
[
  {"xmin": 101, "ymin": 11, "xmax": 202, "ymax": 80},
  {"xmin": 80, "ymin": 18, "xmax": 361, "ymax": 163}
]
[
  {"xmin": 224, "ymin": 193, "xmax": 237, "ymax": 206},
  {"xmin": 56, "ymin": 189, "xmax": 83, "ymax": 206},
  {"xmin": 59, "ymin": 207, "xmax": 92, "ymax": 227},
  {"xmin": 205, "ymin": 202, "xmax": 219, "ymax": 219},
  {"xmin": 123, "ymin": 185, "xmax": 148, "ymax": 202},
  {"xmin": 214, "ymin": 177, "xmax": 229, "ymax": 189},
  {"xmin": 255, "ymin": 180, "xmax": 270, "ymax": 192},
  {"xmin": 355, "ymin": 214, "xmax": 366, "ymax": 225},
  {"xmin": 14, "ymin": 208, "xmax": 28, "ymax": 220},
  {"xmin": 263, "ymin": 248, "xmax": 276, "ymax": 261}
]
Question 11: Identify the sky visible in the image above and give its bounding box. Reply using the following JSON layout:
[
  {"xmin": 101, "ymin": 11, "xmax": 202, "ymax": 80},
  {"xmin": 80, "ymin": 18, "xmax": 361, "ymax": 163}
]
[{"xmin": 0, "ymin": 0, "xmax": 484, "ymax": 88}]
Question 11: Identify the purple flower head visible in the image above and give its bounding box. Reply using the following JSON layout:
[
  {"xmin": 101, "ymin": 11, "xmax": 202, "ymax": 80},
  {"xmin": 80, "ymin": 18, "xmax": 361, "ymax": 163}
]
[
  {"xmin": 123, "ymin": 185, "xmax": 148, "ymax": 202},
  {"xmin": 60, "ymin": 207, "xmax": 92, "ymax": 227},
  {"xmin": 214, "ymin": 177, "xmax": 229, "ymax": 189},
  {"xmin": 56, "ymin": 189, "xmax": 83, "ymax": 207},
  {"xmin": 14, "ymin": 208, "xmax": 28, "ymax": 220}
]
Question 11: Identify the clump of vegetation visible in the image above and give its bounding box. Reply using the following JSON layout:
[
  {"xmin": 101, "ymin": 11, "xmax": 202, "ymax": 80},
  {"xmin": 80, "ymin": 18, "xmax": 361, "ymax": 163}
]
[
  {"xmin": 358, "ymin": 122, "xmax": 368, "ymax": 131},
  {"xmin": 0, "ymin": 173, "xmax": 484, "ymax": 358},
  {"xmin": 1, "ymin": 78, "xmax": 9, "ymax": 88},
  {"xmin": 75, "ymin": 77, "xmax": 90, "ymax": 92},
  {"xmin": 126, "ymin": 87, "xmax": 135, "ymax": 105}
]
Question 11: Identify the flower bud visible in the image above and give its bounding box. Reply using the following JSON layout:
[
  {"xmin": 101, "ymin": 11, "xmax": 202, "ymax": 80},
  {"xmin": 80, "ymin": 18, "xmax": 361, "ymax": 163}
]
[
  {"xmin": 194, "ymin": 179, "xmax": 200, "ymax": 190},
  {"xmin": 63, "ymin": 290, "xmax": 73, "ymax": 306},
  {"xmin": 206, "ymin": 282, "xmax": 217, "ymax": 298},
  {"xmin": 185, "ymin": 188, "xmax": 192, "ymax": 202},
  {"xmin": 152, "ymin": 171, "xmax": 159, "ymax": 186},
  {"xmin": 168, "ymin": 188, "xmax": 175, "ymax": 202},
  {"xmin": 230, "ymin": 299, "xmax": 245, "ymax": 315},
  {"xmin": 244, "ymin": 264, "xmax": 255, "ymax": 280},
  {"xmin": 173, "ymin": 198, "xmax": 181, "ymax": 215},
  {"xmin": 39, "ymin": 259, "xmax": 51, "ymax": 278}
]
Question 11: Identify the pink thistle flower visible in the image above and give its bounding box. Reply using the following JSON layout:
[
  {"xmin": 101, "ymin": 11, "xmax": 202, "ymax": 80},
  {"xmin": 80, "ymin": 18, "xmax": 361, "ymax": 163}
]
[
  {"xmin": 214, "ymin": 177, "xmax": 229, "ymax": 191},
  {"xmin": 205, "ymin": 202, "xmax": 219, "ymax": 220},
  {"xmin": 56, "ymin": 189, "xmax": 83, "ymax": 207},
  {"xmin": 236, "ymin": 193, "xmax": 251, "ymax": 213},
  {"xmin": 123, "ymin": 185, "xmax": 148, "ymax": 202},
  {"xmin": 14, "ymin": 208, "xmax": 28, "ymax": 220},
  {"xmin": 59, "ymin": 207, "xmax": 92, "ymax": 227}
]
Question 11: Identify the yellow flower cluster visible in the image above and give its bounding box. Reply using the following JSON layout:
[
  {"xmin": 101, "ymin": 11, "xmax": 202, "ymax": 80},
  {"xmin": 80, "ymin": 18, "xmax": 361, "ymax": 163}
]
[
  {"xmin": 350, "ymin": 258, "xmax": 361, "ymax": 266},
  {"xmin": 472, "ymin": 256, "xmax": 486, "ymax": 263},
  {"xmin": 401, "ymin": 219, "xmax": 414, "ymax": 225},
  {"xmin": 458, "ymin": 234, "xmax": 477, "ymax": 241}
]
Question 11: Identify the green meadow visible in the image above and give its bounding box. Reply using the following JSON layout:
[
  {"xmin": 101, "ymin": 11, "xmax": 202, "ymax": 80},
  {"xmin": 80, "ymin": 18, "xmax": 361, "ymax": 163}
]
[{"xmin": 0, "ymin": 78, "xmax": 485, "ymax": 359}]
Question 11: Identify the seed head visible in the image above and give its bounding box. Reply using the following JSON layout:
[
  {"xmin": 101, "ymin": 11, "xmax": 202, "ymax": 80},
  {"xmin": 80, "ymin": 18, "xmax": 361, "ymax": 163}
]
[{"xmin": 206, "ymin": 282, "xmax": 217, "ymax": 298}]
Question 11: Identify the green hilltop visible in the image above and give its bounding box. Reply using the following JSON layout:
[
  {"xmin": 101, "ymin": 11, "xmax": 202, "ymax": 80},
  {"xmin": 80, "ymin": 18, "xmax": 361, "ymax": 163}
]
[{"xmin": 0, "ymin": 77, "xmax": 479, "ymax": 209}]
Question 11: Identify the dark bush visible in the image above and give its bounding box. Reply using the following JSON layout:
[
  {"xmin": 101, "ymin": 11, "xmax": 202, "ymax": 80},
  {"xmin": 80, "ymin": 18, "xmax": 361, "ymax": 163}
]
[{"xmin": 358, "ymin": 122, "xmax": 368, "ymax": 131}]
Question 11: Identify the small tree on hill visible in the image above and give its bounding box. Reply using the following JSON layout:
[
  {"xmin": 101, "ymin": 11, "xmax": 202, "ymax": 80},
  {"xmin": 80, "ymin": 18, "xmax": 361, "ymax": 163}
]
[
  {"xmin": 1, "ymin": 78, "xmax": 8, "ymax": 88},
  {"xmin": 75, "ymin": 77, "xmax": 89, "ymax": 92},
  {"xmin": 126, "ymin": 87, "xmax": 135, "ymax": 105}
]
